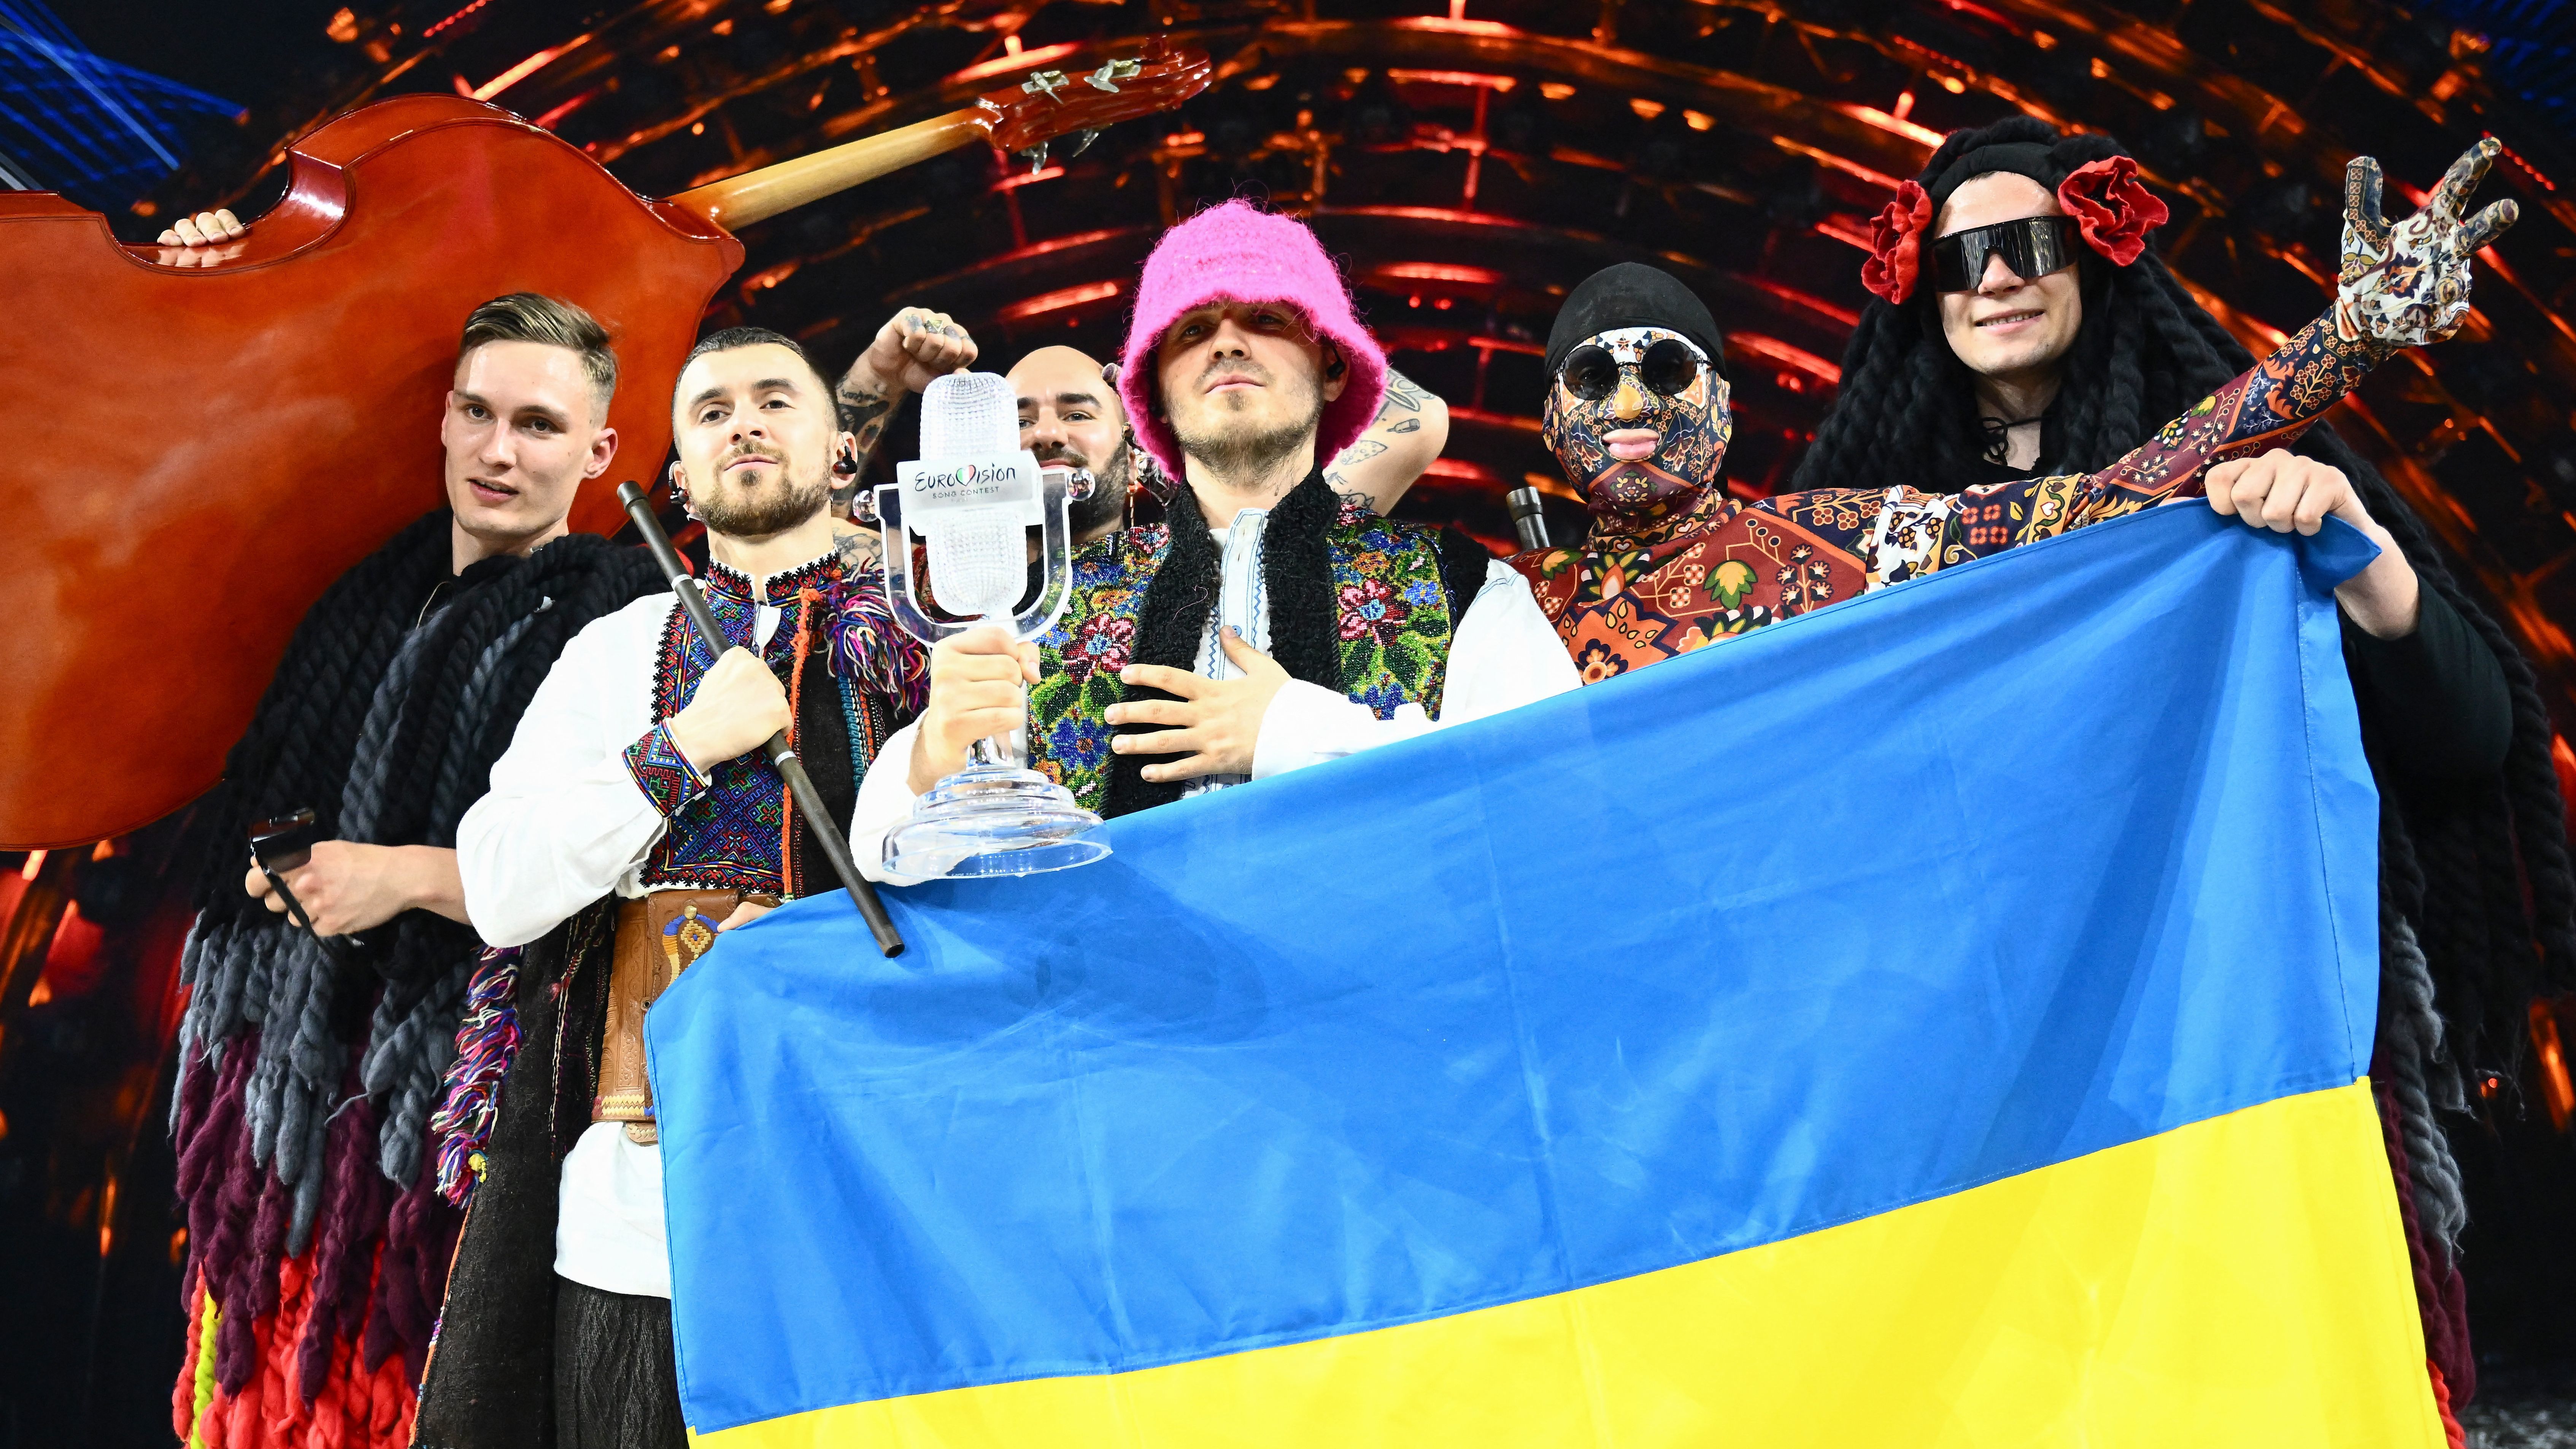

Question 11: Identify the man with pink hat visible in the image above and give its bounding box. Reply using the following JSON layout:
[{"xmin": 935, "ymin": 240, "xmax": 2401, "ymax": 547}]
[
  {"xmin": 1007, "ymin": 342, "xmax": 1450, "ymax": 548},
  {"xmin": 854, "ymin": 201, "xmax": 1574, "ymax": 858}
]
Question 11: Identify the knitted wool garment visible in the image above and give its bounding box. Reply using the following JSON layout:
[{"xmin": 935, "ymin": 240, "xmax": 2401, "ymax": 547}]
[{"xmin": 1116, "ymin": 199, "xmax": 1388, "ymax": 480}]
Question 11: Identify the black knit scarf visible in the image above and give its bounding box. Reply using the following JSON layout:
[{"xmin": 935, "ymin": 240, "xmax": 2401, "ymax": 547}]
[
  {"xmin": 170, "ymin": 508, "xmax": 666, "ymax": 1416},
  {"xmin": 192, "ymin": 509, "xmax": 457, "ymax": 917},
  {"xmin": 194, "ymin": 515, "xmax": 664, "ymax": 991},
  {"xmin": 1103, "ymin": 469, "xmax": 1343, "ymax": 818},
  {"xmin": 179, "ymin": 508, "xmax": 664, "ymax": 1206}
]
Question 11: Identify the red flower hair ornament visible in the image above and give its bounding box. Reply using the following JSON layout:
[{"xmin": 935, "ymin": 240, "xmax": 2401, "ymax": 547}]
[
  {"xmin": 1860, "ymin": 180, "xmax": 1932, "ymax": 305},
  {"xmin": 2055, "ymin": 154, "xmax": 2171, "ymax": 267}
]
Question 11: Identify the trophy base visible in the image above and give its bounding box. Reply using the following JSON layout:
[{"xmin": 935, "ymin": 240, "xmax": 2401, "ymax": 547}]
[{"xmin": 883, "ymin": 762, "xmax": 1111, "ymax": 879}]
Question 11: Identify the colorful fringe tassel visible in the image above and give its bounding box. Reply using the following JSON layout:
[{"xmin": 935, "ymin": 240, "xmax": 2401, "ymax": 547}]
[
  {"xmin": 428, "ymin": 947, "xmax": 524, "ymax": 1211},
  {"xmin": 827, "ymin": 567, "xmax": 929, "ymax": 717}
]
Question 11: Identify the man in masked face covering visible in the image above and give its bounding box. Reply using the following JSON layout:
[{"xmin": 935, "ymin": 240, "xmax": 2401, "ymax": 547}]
[{"xmin": 1515, "ymin": 143, "xmax": 2514, "ymax": 681}]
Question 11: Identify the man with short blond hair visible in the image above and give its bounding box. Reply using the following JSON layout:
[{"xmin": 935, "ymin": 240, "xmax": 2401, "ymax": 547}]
[{"xmin": 172, "ymin": 291, "xmax": 662, "ymax": 1449}]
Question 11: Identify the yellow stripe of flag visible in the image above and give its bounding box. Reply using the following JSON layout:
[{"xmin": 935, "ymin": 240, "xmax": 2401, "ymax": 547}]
[{"xmin": 697, "ymin": 1080, "xmax": 2434, "ymax": 1449}]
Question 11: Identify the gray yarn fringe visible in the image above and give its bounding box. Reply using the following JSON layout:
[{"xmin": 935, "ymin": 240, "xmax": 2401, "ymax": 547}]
[
  {"xmin": 173, "ymin": 612, "xmax": 518, "ymax": 1207},
  {"xmin": 2381, "ymin": 904, "xmax": 2470, "ymax": 1250},
  {"xmin": 241, "ymin": 623, "xmax": 444, "ymax": 1192},
  {"xmin": 354, "ymin": 614, "xmax": 540, "ymax": 1187}
]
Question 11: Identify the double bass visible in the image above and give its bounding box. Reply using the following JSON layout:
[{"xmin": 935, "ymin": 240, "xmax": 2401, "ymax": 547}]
[{"xmin": 0, "ymin": 38, "xmax": 1208, "ymax": 848}]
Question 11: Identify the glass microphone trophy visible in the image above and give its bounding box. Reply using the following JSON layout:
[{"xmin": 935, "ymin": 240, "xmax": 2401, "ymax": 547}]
[{"xmin": 877, "ymin": 371, "xmax": 1111, "ymax": 878}]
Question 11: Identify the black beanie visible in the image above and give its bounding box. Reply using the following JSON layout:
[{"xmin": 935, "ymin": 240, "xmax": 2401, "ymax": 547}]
[{"xmin": 1545, "ymin": 263, "xmax": 1728, "ymax": 380}]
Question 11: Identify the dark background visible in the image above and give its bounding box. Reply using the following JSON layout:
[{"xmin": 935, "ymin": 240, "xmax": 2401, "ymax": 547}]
[{"xmin": 5, "ymin": 0, "xmax": 2576, "ymax": 1442}]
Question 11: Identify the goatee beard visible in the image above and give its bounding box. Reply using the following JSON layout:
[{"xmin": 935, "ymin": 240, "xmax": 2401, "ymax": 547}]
[
  {"xmin": 697, "ymin": 461, "xmax": 832, "ymax": 539},
  {"xmin": 1172, "ymin": 407, "xmax": 1316, "ymax": 484}
]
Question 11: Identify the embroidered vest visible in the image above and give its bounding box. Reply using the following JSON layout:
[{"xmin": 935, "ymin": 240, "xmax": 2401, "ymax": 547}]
[
  {"xmin": 1027, "ymin": 507, "xmax": 1459, "ymax": 813},
  {"xmin": 641, "ymin": 554, "xmax": 905, "ymax": 895}
]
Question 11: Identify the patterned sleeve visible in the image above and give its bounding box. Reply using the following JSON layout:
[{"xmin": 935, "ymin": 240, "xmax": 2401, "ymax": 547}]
[
  {"xmin": 1752, "ymin": 486, "xmax": 1964, "ymax": 594},
  {"xmin": 623, "ymin": 721, "xmax": 709, "ymax": 817},
  {"xmin": 1833, "ymin": 307, "xmax": 2391, "ymax": 585}
]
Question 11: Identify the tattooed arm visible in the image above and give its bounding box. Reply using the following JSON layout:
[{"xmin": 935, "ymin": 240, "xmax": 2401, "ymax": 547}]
[
  {"xmin": 830, "ymin": 518, "xmax": 884, "ymax": 573},
  {"xmin": 834, "ymin": 307, "xmax": 979, "ymax": 504},
  {"xmin": 1323, "ymin": 368, "xmax": 1451, "ymax": 514}
]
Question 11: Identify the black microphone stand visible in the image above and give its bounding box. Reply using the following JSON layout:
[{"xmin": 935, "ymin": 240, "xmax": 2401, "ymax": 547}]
[{"xmin": 617, "ymin": 480, "xmax": 905, "ymax": 958}]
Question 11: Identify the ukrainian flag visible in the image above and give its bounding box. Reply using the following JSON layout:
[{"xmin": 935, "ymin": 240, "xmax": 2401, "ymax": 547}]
[{"xmin": 651, "ymin": 506, "xmax": 2439, "ymax": 1446}]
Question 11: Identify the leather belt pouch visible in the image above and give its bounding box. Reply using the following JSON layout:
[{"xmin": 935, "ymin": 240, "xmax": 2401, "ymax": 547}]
[{"xmin": 594, "ymin": 888, "xmax": 756, "ymax": 1144}]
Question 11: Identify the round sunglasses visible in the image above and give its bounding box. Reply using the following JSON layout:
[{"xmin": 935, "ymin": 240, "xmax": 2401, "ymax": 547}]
[
  {"xmin": 1559, "ymin": 337, "xmax": 1706, "ymax": 402},
  {"xmin": 1930, "ymin": 215, "xmax": 2081, "ymax": 293}
]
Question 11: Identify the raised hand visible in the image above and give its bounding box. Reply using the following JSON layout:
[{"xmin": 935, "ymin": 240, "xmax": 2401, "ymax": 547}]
[
  {"xmin": 2336, "ymin": 138, "xmax": 2519, "ymax": 350},
  {"xmin": 859, "ymin": 306, "xmax": 978, "ymax": 394},
  {"xmin": 837, "ymin": 307, "xmax": 980, "ymax": 480}
]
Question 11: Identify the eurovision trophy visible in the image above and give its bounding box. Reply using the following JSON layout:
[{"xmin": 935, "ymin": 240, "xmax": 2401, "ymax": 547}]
[{"xmin": 877, "ymin": 371, "xmax": 1111, "ymax": 878}]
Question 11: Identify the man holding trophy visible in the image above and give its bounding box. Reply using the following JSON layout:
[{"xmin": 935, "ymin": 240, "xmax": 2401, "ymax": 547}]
[{"xmin": 854, "ymin": 201, "xmax": 1577, "ymax": 882}]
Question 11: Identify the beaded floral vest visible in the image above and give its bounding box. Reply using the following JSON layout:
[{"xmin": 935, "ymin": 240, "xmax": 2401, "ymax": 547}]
[
  {"xmin": 1027, "ymin": 501, "xmax": 1460, "ymax": 814},
  {"xmin": 635, "ymin": 554, "xmax": 920, "ymax": 894}
]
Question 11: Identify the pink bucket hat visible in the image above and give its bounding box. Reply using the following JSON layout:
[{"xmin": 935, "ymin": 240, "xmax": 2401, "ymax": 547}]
[{"xmin": 1116, "ymin": 200, "xmax": 1388, "ymax": 483}]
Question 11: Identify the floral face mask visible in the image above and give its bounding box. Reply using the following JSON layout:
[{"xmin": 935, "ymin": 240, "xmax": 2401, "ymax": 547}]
[{"xmin": 1541, "ymin": 326, "xmax": 1731, "ymax": 531}]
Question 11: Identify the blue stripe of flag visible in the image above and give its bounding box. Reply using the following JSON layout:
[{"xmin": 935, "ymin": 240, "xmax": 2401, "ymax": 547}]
[{"xmin": 651, "ymin": 506, "xmax": 2383, "ymax": 1433}]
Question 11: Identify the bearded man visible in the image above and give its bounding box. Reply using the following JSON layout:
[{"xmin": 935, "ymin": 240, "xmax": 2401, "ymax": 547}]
[
  {"xmin": 1012, "ymin": 345, "xmax": 1145, "ymax": 544},
  {"xmin": 415, "ymin": 326, "xmax": 924, "ymax": 1446},
  {"xmin": 853, "ymin": 201, "xmax": 1573, "ymax": 862},
  {"xmin": 170, "ymin": 294, "xmax": 664, "ymax": 1448}
]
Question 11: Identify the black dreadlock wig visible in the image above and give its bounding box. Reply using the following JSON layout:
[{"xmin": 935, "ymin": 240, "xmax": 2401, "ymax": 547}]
[
  {"xmin": 1794, "ymin": 119, "xmax": 2207, "ymax": 485},
  {"xmin": 1797, "ymin": 116, "xmax": 2576, "ymax": 1253}
]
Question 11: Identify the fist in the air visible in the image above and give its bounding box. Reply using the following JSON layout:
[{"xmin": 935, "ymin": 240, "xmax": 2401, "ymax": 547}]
[{"xmin": 859, "ymin": 307, "xmax": 979, "ymax": 395}]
